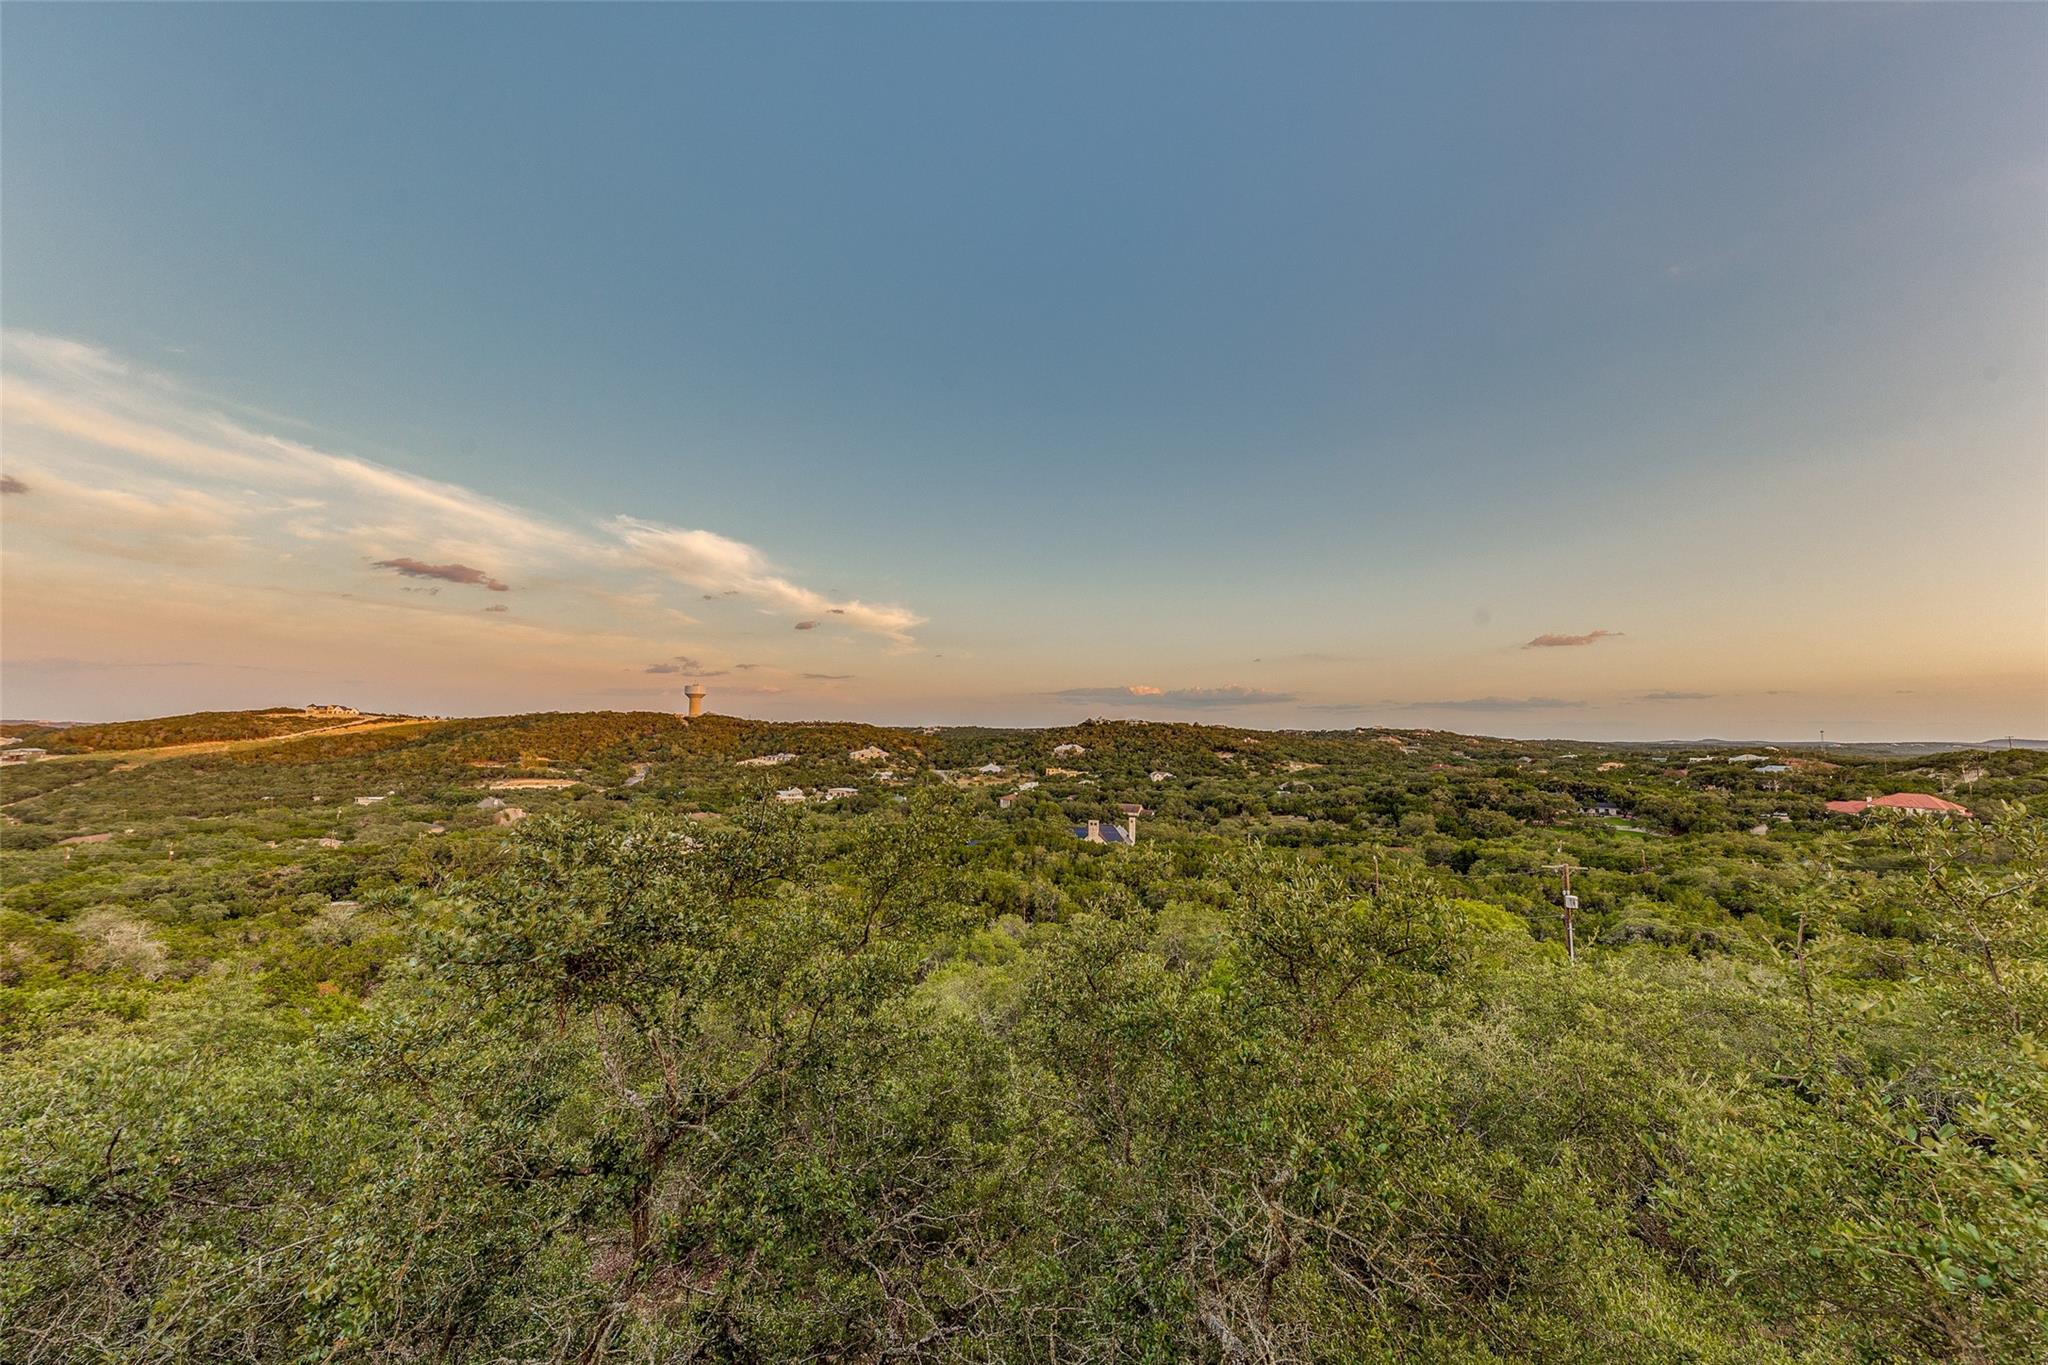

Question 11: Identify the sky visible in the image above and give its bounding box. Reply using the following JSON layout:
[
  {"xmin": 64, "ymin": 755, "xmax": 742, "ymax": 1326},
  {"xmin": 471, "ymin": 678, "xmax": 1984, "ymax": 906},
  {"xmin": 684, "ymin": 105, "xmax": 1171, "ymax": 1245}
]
[{"xmin": 2, "ymin": 4, "xmax": 2043, "ymax": 740}]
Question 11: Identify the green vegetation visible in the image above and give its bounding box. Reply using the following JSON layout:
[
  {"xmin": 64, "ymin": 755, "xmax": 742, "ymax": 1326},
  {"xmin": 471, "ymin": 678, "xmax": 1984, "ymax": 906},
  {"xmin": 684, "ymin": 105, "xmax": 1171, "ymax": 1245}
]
[
  {"xmin": 0, "ymin": 707, "xmax": 396, "ymax": 754},
  {"xmin": 3, "ymin": 711, "xmax": 2044, "ymax": 1361}
]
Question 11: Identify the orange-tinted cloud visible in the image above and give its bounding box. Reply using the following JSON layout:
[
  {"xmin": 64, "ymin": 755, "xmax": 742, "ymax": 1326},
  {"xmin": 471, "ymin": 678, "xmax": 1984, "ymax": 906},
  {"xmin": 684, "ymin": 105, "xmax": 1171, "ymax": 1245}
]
[
  {"xmin": 1524, "ymin": 630, "xmax": 1621, "ymax": 649},
  {"xmin": 372, "ymin": 557, "xmax": 509, "ymax": 592}
]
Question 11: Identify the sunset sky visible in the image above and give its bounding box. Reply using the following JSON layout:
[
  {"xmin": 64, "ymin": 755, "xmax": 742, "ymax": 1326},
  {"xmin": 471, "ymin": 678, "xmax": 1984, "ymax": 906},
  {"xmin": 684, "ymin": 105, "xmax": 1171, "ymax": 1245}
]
[{"xmin": 3, "ymin": 5, "xmax": 2043, "ymax": 739}]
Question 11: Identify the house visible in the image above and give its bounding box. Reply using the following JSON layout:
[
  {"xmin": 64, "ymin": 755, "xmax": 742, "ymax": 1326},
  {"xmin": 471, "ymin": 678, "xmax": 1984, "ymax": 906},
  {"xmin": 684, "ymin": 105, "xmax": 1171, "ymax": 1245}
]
[
  {"xmin": 1072, "ymin": 812, "xmax": 1139, "ymax": 845},
  {"xmin": 1724, "ymin": 754, "xmax": 1769, "ymax": 764},
  {"xmin": 1116, "ymin": 803, "xmax": 1145, "ymax": 817},
  {"xmin": 0, "ymin": 747, "xmax": 48, "ymax": 764},
  {"xmin": 1597, "ymin": 761, "xmax": 1626, "ymax": 772},
  {"xmin": 1755, "ymin": 764, "xmax": 1792, "ymax": 774},
  {"xmin": 305, "ymin": 704, "xmax": 361, "ymax": 718},
  {"xmin": 976, "ymin": 763, "xmax": 1005, "ymax": 775},
  {"xmin": 476, "ymin": 796, "xmax": 505, "ymax": 810},
  {"xmin": 822, "ymin": 786, "xmax": 859, "ymax": 800},
  {"xmin": 1148, "ymin": 770, "xmax": 1172, "ymax": 783},
  {"xmin": 998, "ymin": 791, "xmax": 1029, "ymax": 809},
  {"xmin": 738, "ymin": 752, "xmax": 798, "ymax": 767},
  {"xmin": 1052, "ymin": 743, "xmax": 1086, "ymax": 758},
  {"xmin": 1826, "ymin": 793, "xmax": 1973, "ymax": 818},
  {"xmin": 773, "ymin": 787, "xmax": 806, "ymax": 803},
  {"xmin": 1585, "ymin": 801, "xmax": 1626, "ymax": 818},
  {"xmin": 849, "ymin": 746, "xmax": 889, "ymax": 762}
]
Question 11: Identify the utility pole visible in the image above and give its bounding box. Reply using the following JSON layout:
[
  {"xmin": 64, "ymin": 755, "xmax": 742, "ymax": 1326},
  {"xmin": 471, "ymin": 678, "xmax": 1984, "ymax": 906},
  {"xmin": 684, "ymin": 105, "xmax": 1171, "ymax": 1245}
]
[{"xmin": 1541, "ymin": 852, "xmax": 1583, "ymax": 963}]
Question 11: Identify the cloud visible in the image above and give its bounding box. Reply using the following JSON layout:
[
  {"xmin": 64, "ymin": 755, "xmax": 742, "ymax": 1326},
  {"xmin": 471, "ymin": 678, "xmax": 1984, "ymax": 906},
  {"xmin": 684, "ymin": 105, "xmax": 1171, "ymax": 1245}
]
[
  {"xmin": 483, "ymin": 605, "xmax": 509, "ymax": 613},
  {"xmin": 1250, "ymin": 651, "xmax": 1359, "ymax": 665},
  {"xmin": 1641, "ymin": 690, "xmax": 1714, "ymax": 702},
  {"xmin": 611, "ymin": 517, "xmax": 924, "ymax": 644},
  {"xmin": 0, "ymin": 474, "xmax": 26, "ymax": 494},
  {"xmin": 2, "ymin": 334, "xmax": 583, "ymax": 561},
  {"xmin": 0, "ymin": 331, "xmax": 926, "ymax": 651},
  {"xmin": 1401, "ymin": 696, "xmax": 1587, "ymax": 711},
  {"xmin": 4, "ymin": 655, "xmax": 305, "ymax": 675},
  {"xmin": 801, "ymin": 672, "xmax": 853, "ymax": 681},
  {"xmin": 1523, "ymin": 630, "xmax": 1622, "ymax": 649},
  {"xmin": 372, "ymin": 557, "xmax": 509, "ymax": 592},
  {"xmin": 1053, "ymin": 684, "xmax": 1297, "ymax": 709},
  {"xmin": 643, "ymin": 662, "xmax": 684, "ymax": 674}
]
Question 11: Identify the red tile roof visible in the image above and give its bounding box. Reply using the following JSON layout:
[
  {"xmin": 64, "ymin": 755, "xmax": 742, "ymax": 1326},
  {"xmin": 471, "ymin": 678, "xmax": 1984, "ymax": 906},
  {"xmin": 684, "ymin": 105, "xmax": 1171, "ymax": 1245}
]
[
  {"xmin": 1824, "ymin": 793, "xmax": 1972, "ymax": 817},
  {"xmin": 1868, "ymin": 792, "xmax": 1972, "ymax": 816}
]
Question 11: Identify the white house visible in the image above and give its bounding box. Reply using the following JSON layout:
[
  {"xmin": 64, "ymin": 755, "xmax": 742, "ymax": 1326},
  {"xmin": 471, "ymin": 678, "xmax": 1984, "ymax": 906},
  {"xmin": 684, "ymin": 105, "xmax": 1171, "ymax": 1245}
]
[
  {"xmin": 849, "ymin": 746, "xmax": 889, "ymax": 762},
  {"xmin": 738, "ymin": 753, "xmax": 798, "ymax": 767},
  {"xmin": 773, "ymin": 787, "xmax": 806, "ymax": 803},
  {"xmin": 1052, "ymin": 743, "xmax": 1086, "ymax": 758}
]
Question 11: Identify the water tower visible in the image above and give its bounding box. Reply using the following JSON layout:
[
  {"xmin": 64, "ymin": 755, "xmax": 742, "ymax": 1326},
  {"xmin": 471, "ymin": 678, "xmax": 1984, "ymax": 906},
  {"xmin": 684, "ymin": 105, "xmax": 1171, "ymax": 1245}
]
[{"xmin": 683, "ymin": 684, "xmax": 707, "ymax": 718}]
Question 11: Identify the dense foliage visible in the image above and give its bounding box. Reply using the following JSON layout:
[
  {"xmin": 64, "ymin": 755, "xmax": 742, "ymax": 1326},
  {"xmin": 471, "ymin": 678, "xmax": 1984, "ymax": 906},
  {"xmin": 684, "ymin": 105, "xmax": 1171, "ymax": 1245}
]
[{"xmin": 3, "ymin": 711, "xmax": 2044, "ymax": 1361}]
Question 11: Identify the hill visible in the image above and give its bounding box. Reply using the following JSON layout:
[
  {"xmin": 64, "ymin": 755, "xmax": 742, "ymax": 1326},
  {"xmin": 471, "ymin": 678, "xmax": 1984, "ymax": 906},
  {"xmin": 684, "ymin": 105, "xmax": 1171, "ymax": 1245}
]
[{"xmin": 0, "ymin": 707, "xmax": 410, "ymax": 753}]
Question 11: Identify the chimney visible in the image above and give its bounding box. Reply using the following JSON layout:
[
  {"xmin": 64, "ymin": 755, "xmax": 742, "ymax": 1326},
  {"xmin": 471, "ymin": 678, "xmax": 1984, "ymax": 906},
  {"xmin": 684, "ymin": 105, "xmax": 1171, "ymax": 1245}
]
[
  {"xmin": 1086, "ymin": 818, "xmax": 1100, "ymax": 842},
  {"xmin": 1124, "ymin": 812, "xmax": 1139, "ymax": 843}
]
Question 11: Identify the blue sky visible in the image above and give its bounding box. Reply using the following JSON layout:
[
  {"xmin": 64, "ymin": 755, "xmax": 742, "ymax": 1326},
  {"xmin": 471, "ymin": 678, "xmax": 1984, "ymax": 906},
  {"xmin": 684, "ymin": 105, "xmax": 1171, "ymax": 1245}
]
[{"xmin": 3, "ymin": 4, "xmax": 2043, "ymax": 738}]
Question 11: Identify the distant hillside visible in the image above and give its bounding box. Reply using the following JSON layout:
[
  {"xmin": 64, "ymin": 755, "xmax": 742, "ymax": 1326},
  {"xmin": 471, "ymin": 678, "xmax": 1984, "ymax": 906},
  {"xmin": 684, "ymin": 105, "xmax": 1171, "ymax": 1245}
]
[
  {"xmin": 1616, "ymin": 738, "xmax": 2048, "ymax": 758},
  {"xmin": 0, "ymin": 708, "xmax": 394, "ymax": 753}
]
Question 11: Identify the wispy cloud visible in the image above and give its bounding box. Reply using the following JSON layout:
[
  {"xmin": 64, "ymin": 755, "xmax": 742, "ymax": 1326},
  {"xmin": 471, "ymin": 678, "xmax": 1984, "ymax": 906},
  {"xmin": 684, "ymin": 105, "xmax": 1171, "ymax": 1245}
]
[
  {"xmin": 6, "ymin": 656, "xmax": 309, "ymax": 675},
  {"xmin": 1524, "ymin": 630, "xmax": 1622, "ymax": 649},
  {"xmin": 1641, "ymin": 689, "xmax": 1714, "ymax": 702},
  {"xmin": 609, "ymin": 517, "xmax": 923, "ymax": 644},
  {"xmin": 1402, "ymin": 696, "xmax": 1587, "ymax": 711},
  {"xmin": 1053, "ymin": 684, "xmax": 1298, "ymax": 709},
  {"xmin": 0, "ymin": 330, "xmax": 926, "ymax": 653},
  {"xmin": 0, "ymin": 474, "xmax": 27, "ymax": 494},
  {"xmin": 372, "ymin": 557, "xmax": 509, "ymax": 592}
]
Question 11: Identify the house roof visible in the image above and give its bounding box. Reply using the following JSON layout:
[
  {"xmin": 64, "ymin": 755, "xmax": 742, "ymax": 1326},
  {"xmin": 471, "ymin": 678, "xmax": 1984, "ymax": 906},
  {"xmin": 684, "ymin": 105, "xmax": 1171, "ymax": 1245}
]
[
  {"xmin": 1072, "ymin": 823, "xmax": 1134, "ymax": 845},
  {"xmin": 1870, "ymin": 792, "xmax": 1972, "ymax": 815},
  {"xmin": 1825, "ymin": 793, "xmax": 1973, "ymax": 816}
]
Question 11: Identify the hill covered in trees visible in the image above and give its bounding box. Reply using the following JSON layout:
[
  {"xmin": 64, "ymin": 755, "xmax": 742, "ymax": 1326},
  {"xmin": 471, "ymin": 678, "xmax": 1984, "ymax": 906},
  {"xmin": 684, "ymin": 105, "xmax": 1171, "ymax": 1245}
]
[{"xmin": 2, "ymin": 710, "xmax": 2044, "ymax": 1361}]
